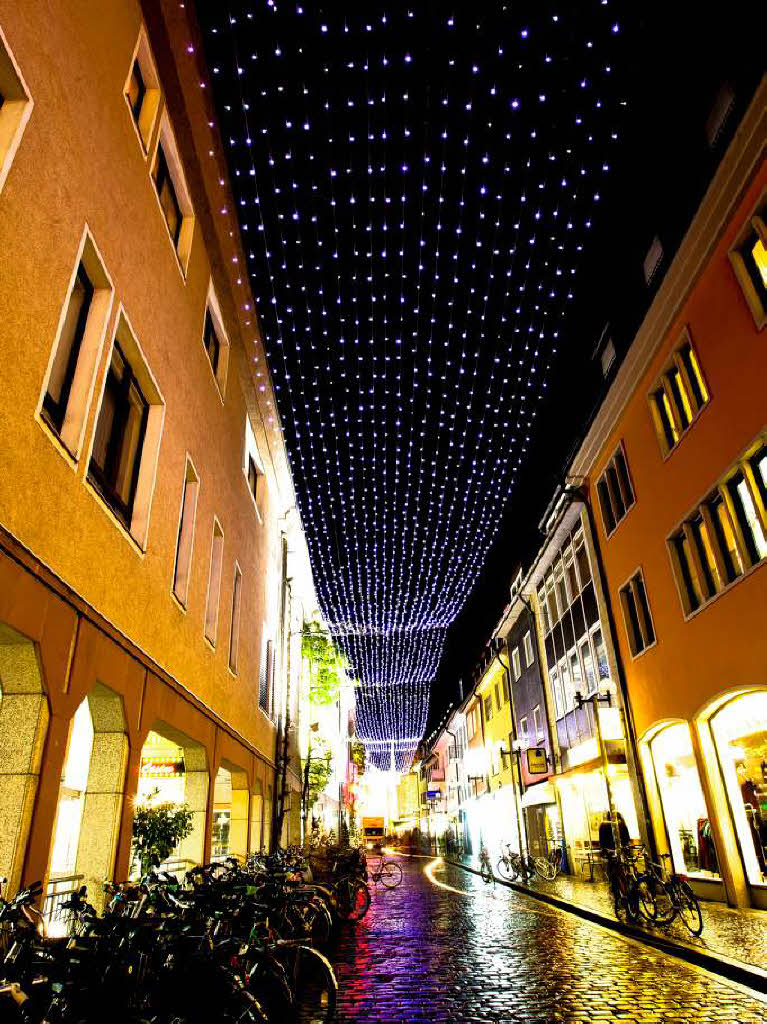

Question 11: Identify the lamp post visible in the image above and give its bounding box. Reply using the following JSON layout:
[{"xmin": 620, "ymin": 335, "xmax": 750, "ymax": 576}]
[{"xmin": 575, "ymin": 689, "xmax": 620, "ymax": 848}]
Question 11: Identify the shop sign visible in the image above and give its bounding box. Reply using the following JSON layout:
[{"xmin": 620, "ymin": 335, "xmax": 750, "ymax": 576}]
[
  {"xmin": 140, "ymin": 755, "xmax": 185, "ymax": 778},
  {"xmin": 427, "ymin": 789, "xmax": 442, "ymax": 800},
  {"xmin": 526, "ymin": 748, "xmax": 548, "ymax": 775}
]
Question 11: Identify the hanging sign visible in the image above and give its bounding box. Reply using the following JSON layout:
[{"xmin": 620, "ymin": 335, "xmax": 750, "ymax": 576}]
[
  {"xmin": 426, "ymin": 789, "xmax": 442, "ymax": 800},
  {"xmin": 140, "ymin": 756, "xmax": 185, "ymax": 778},
  {"xmin": 526, "ymin": 748, "xmax": 548, "ymax": 775}
]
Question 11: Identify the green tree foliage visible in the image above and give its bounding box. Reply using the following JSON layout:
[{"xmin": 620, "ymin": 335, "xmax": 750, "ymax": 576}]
[
  {"xmin": 132, "ymin": 789, "xmax": 194, "ymax": 876},
  {"xmin": 305, "ymin": 735, "xmax": 333, "ymax": 811},
  {"xmin": 350, "ymin": 740, "xmax": 367, "ymax": 775},
  {"xmin": 301, "ymin": 621, "xmax": 349, "ymax": 705}
]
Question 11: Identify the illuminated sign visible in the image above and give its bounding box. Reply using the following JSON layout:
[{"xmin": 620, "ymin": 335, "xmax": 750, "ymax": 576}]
[
  {"xmin": 526, "ymin": 748, "xmax": 548, "ymax": 775},
  {"xmin": 140, "ymin": 756, "xmax": 185, "ymax": 778},
  {"xmin": 426, "ymin": 789, "xmax": 442, "ymax": 800}
]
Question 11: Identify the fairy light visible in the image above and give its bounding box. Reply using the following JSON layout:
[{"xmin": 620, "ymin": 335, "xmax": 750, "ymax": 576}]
[{"xmin": 200, "ymin": 3, "xmax": 626, "ymax": 772}]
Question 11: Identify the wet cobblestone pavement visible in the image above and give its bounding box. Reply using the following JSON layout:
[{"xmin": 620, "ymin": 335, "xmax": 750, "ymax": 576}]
[
  {"xmin": 329, "ymin": 857, "xmax": 767, "ymax": 1023},
  {"xmin": 452, "ymin": 853, "xmax": 767, "ymax": 972}
]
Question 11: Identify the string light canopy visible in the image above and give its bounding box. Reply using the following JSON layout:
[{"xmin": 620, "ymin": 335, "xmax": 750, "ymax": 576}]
[{"xmin": 199, "ymin": 1, "xmax": 627, "ymax": 771}]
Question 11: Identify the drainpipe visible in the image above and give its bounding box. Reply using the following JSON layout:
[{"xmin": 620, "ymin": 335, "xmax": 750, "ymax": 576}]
[
  {"xmin": 573, "ymin": 486, "xmax": 657, "ymax": 859},
  {"xmin": 495, "ymin": 646, "xmax": 527, "ymax": 857}
]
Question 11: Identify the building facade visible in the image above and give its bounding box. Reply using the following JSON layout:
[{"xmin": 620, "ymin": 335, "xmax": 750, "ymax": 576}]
[
  {"xmin": 0, "ymin": 0, "xmax": 316, "ymax": 907},
  {"xmin": 569, "ymin": 78, "xmax": 767, "ymax": 908}
]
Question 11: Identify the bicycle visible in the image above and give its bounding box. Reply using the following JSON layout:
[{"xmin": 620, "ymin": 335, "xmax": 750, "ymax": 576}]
[
  {"xmin": 478, "ymin": 844, "xmax": 494, "ymax": 883},
  {"xmin": 638, "ymin": 853, "xmax": 704, "ymax": 935},
  {"xmin": 368, "ymin": 856, "xmax": 403, "ymax": 889}
]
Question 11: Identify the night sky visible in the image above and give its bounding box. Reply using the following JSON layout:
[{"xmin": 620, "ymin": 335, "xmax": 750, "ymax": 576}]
[{"xmin": 197, "ymin": 1, "xmax": 762, "ymax": 757}]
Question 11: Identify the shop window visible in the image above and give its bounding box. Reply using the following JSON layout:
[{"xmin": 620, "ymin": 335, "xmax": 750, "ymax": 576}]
[
  {"xmin": 124, "ymin": 27, "xmax": 161, "ymax": 153},
  {"xmin": 0, "ymin": 25, "xmax": 33, "ymax": 194},
  {"xmin": 597, "ymin": 443, "xmax": 635, "ymax": 538},
  {"xmin": 204, "ymin": 519, "xmax": 224, "ymax": 645},
  {"xmin": 40, "ymin": 230, "xmax": 114, "ymax": 459},
  {"xmin": 512, "ymin": 647, "xmax": 521, "ymax": 681},
  {"xmin": 243, "ymin": 415, "xmax": 266, "ymax": 522},
  {"xmin": 710, "ymin": 693, "xmax": 767, "ymax": 885},
  {"xmin": 649, "ymin": 723, "xmax": 718, "ymax": 879},
  {"xmin": 229, "ymin": 564, "xmax": 242, "ymax": 674},
  {"xmin": 669, "ymin": 439, "xmax": 767, "ymax": 617},
  {"xmin": 88, "ymin": 314, "xmax": 165, "ymax": 548},
  {"xmin": 203, "ymin": 282, "xmax": 231, "ymax": 399},
  {"xmin": 151, "ymin": 113, "xmax": 195, "ymax": 275},
  {"xmin": 483, "ymin": 695, "xmax": 493, "ymax": 722},
  {"xmin": 648, "ymin": 330, "xmax": 709, "ymax": 456},
  {"xmin": 523, "ymin": 631, "xmax": 534, "ymax": 667},
  {"xmin": 729, "ymin": 198, "xmax": 767, "ymax": 329},
  {"xmin": 172, "ymin": 457, "xmax": 199, "ymax": 608},
  {"xmin": 619, "ymin": 570, "xmax": 656, "ymax": 657}
]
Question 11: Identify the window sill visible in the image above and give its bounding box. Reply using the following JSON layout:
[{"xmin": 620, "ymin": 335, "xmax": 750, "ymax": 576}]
[
  {"xmin": 125, "ymin": 96, "xmax": 151, "ymax": 159},
  {"xmin": 148, "ymin": 174, "xmax": 191, "ymax": 283},
  {"xmin": 83, "ymin": 478, "xmax": 146, "ymax": 558},
  {"xmin": 658, "ymin": 399, "xmax": 711, "ymax": 464},
  {"xmin": 35, "ymin": 412, "xmax": 80, "ymax": 474},
  {"xmin": 627, "ymin": 637, "xmax": 657, "ymax": 662},
  {"xmin": 679, "ymin": 554, "xmax": 766, "ymax": 625},
  {"xmin": 170, "ymin": 590, "xmax": 188, "ymax": 615}
]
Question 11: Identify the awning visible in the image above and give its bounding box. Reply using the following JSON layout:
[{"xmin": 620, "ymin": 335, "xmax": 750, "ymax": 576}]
[{"xmin": 521, "ymin": 781, "xmax": 555, "ymax": 808}]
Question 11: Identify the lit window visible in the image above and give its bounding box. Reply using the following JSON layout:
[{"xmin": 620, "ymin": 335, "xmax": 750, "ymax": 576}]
[
  {"xmin": 519, "ymin": 717, "xmax": 528, "ymax": 744},
  {"xmin": 549, "ymin": 667, "xmax": 563, "ymax": 718},
  {"xmin": 538, "ymin": 587, "xmax": 550, "ymax": 633},
  {"xmin": 512, "ymin": 647, "xmax": 521, "ymax": 680},
  {"xmin": 569, "ymin": 649, "xmax": 583, "ymax": 699},
  {"xmin": 729, "ymin": 202, "xmax": 767, "ymax": 329},
  {"xmin": 707, "ymin": 493, "xmax": 743, "ymax": 584},
  {"xmin": 554, "ymin": 560, "xmax": 568, "ymax": 613},
  {"xmin": 728, "ymin": 471, "xmax": 767, "ymax": 564},
  {"xmin": 244, "ymin": 415, "xmax": 266, "ymax": 520},
  {"xmin": 483, "ymin": 695, "xmax": 493, "ymax": 722},
  {"xmin": 597, "ymin": 443, "xmax": 635, "ymax": 537},
  {"xmin": 649, "ymin": 330, "xmax": 709, "ymax": 456},
  {"xmin": 88, "ymin": 342, "xmax": 149, "ymax": 529},
  {"xmin": 580, "ymin": 637, "xmax": 596, "ymax": 692},
  {"xmin": 619, "ymin": 570, "xmax": 656, "ymax": 657}
]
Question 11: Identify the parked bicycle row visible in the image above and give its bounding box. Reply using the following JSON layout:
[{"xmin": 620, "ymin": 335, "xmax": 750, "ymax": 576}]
[{"xmin": 0, "ymin": 844, "xmax": 395, "ymax": 1023}]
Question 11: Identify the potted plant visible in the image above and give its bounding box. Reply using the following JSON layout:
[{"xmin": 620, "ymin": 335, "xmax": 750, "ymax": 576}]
[{"xmin": 131, "ymin": 788, "xmax": 194, "ymax": 877}]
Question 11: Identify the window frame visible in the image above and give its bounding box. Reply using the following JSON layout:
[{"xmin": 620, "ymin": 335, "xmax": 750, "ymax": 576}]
[
  {"xmin": 618, "ymin": 568, "xmax": 656, "ymax": 659},
  {"xmin": 483, "ymin": 694, "xmax": 493, "ymax": 722},
  {"xmin": 228, "ymin": 562, "xmax": 243, "ymax": 675},
  {"xmin": 202, "ymin": 281, "xmax": 231, "ymax": 400},
  {"xmin": 150, "ymin": 112, "xmax": 195, "ymax": 277},
  {"xmin": 204, "ymin": 518, "xmax": 225, "ymax": 647},
  {"xmin": 123, "ymin": 26, "xmax": 161, "ymax": 155},
  {"xmin": 647, "ymin": 328, "xmax": 710, "ymax": 458},
  {"xmin": 728, "ymin": 193, "xmax": 767, "ymax": 330},
  {"xmin": 0, "ymin": 24, "xmax": 34, "ymax": 196},
  {"xmin": 532, "ymin": 705, "xmax": 543, "ymax": 741},
  {"xmin": 171, "ymin": 455, "xmax": 200, "ymax": 610},
  {"xmin": 523, "ymin": 631, "xmax": 534, "ymax": 667},
  {"xmin": 597, "ymin": 441, "xmax": 635, "ymax": 539},
  {"xmin": 512, "ymin": 646, "xmax": 521, "ymax": 681}
]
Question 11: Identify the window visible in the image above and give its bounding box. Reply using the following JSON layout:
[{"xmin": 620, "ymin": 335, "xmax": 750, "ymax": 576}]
[
  {"xmin": 580, "ymin": 637, "xmax": 596, "ymax": 692},
  {"xmin": 574, "ymin": 532, "xmax": 591, "ymax": 589},
  {"xmin": 512, "ymin": 647, "xmax": 521, "ymax": 680},
  {"xmin": 483, "ymin": 695, "xmax": 493, "ymax": 722},
  {"xmin": 204, "ymin": 519, "xmax": 224, "ymax": 645},
  {"xmin": 537, "ymin": 587, "xmax": 550, "ymax": 633},
  {"xmin": 559, "ymin": 657, "xmax": 574, "ymax": 712},
  {"xmin": 519, "ymin": 717, "xmax": 528, "ymax": 745},
  {"xmin": 151, "ymin": 114, "xmax": 195, "ymax": 273},
  {"xmin": 501, "ymin": 671, "xmax": 510, "ymax": 703},
  {"xmin": 549, "ymin": 667, "xmax": 563, "ymax": 719},
  {"xmin": 569, "ymin": 649, "xmax": 583, "ymax": 700},
  {"xmin": 124, "ymin": 28, "xmax": 161, "ymax": 152},
  {"xmin": 244, "ymin": 415, "xmax": 266, "ymax": 521},
  {"xmin": 523, "ymin": 631, "xmax": 534, "ymax": 667},
  {"xmin": 648, "ymin": 330, "xmax": 709, "ymax": 456},
  {"xmin": 172, "ymin": 457, "xmax": 199, "ymax": 607},
  {"xmin": 592, "ymin": 627, "xmax": 610, "ymax": 685},
  {"xmin": 0, "ymin": 25, "xmax": 33, "ymax": 195},
  {"xmin": 89, "ymin": 341, "xmax": 148, "ymax": 528},
  {"xmin": 467, "ymin": 707, "xmax": 476, "ymax": 740},
  {"xmin": 533, "ymin": 705, "xmax": 543, "ymax": 740},
  {"xmin": 494, "ymin": 682, "xmax": 501, "ymax": 711},
  {"xmin": 229, "ymin": 564, "xmax": 242, "ymax": 673},
  {"xmin": 260, "ymin": 637, "xmax": 274, "ymax": 714},
  {"xmin": 564, "ymin": 547, "xmax": 579, "ymax": 601},
  {"xmin": 203, "ymin": 282, "xmax": 231, "ymax": 398},
  {"xmin": 619, "ymin": 570, "xmax": 656, "ymax": 657},
  {"xmin": 597, "ymin": 443, "xmax": 635, "ymax": 537},
  {"xmin": 554, "ymin": 560, "xmax": 568, "ymax": 614},
  {"xmin": 40, "ymin": 230, "xmax": 114, "ymax": 457},
  {"xmin": 729, "ymin": 199, "xmax": 767, "ymax": 329},
  {"xmin": 545, "ymin": 574, "xmax": 559, "ymax": 628},
  {"xmin": 669, "ymin": 439, "xmax": 767, "ymax": 616}
]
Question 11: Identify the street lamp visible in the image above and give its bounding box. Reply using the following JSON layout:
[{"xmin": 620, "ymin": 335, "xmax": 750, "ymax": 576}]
[{"xmin": 574, "ymin": 689, "xmax": 621, "ymax": 848}]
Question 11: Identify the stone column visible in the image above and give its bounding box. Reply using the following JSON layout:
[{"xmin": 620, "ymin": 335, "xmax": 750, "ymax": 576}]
[
  {"xmin": 177, "ymin": 744, "xmax": 208, "ymax": 867},
  {"xmin": 228, "ymin": 769, "xmax": 249, "ymax": 861}
]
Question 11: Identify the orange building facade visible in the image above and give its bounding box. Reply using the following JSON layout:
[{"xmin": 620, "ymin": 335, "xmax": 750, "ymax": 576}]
[
  {"xmin": 0, "ymin": 0, "xmax": 317, "ymax": 909},
  {"xmin": 570, "ymin": 78, "xmax": 767, "ymax": 907}
]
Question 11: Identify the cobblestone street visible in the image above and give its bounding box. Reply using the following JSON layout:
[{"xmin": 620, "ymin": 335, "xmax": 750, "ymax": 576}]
[{"xmin": 330, "ymin": 858, "xmax": 767, "ymax": 1023}]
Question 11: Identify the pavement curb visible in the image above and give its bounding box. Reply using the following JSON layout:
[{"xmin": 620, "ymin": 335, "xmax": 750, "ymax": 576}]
[{"xmin": 442, "ymin": 856, "xmax": 767, "ymax": 995}]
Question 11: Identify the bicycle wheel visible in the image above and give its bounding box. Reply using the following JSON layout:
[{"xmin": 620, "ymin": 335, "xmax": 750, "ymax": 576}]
[
  {"xmin": 677, "ymin": 880, "xmax": 703, "ymax": 936},
  {"xmin": 336, "ymin": 878, "xmax": 371, "ymax": 921},
  {"xmin": 631, "ymin": 873, "xmax": 659, "ymax": 922},
  {"xmin": 534, "ymin": 856, "xmax": 556, "ymax": 882},
  {"xmin": 273, "ymin": 942, "xmax": 338, "ymax": 1024},
  {"xmin": 379, "ymin": 862, "xmax": 402, "ymax": 889},
  {"xmin": 496, "ymin": 856, "xmax": 516, "ymax": 882}
]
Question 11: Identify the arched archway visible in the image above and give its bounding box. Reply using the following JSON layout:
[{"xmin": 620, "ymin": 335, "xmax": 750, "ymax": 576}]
[{"xmin": 0, "ymin": 624, "xmax": 48, "ymax": 895}]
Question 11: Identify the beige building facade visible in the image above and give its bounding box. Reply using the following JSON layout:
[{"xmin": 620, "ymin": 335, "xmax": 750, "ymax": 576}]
[{"xmin": 0, "ymin": 0, "xmax": 316, "ymax": 906}]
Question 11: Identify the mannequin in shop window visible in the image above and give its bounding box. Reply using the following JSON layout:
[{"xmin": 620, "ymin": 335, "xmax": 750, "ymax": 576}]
[
  {"xmin": 737, "ymin": 763, "xmax": 767, "ymax": 874},
  {"xmin": 598, "ymin": 811, "xmax": 630, "ymax": 853}
]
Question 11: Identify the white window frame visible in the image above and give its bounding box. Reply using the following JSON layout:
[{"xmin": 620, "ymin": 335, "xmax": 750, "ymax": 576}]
[
  {"xmin": 728, "ymin": 191, "xmax": 767, "ymax": 330},
  {"xmin": 512, "ymin": 646, "xmax": 521, "ymax": 680},
  {"xmin": 150, "ymin": 110, "xmax": 195, "ymax": 277},
  {"xmin": 228, "ymin": 562, "xmax": 243, "ymax": 675},
  {"xmin": 123, "ymin": 26, "xmax": 162, "ymax": 156},
  {"xmin": 532, "ymin": 705, "xmax": 543, "ymax": 741},
  {"xmin": 0, "ymin": 24, "xmax": 34, "ymax": 195},
  {"xmin": 597, "ymin": 441, "xmax": 636, "ymax": 539},
  {"xmin": 37, "ymin": 226, "xmax": 115, "ymax": 464},
  {"xmin": 204, "ymin": 517, "xmax": 225, "ymax": 647},
  {"xmin": 618, "ymin": 567, "xmax": 657, "ymax": 659},
  {"xmin": 83, "ymin": 305, "xmax": 165, "ymax": 552},
  {"xmin": 519, "ymin": 717, "xmax": 528, "ymax": 746},
  {"xmin": 203, "ymin": 280, "xmax": 231, "ymax": 401},
  {"xmin": 523, "ymin": 630, "xmax": 534, "ymax": 667},
  {"xmin": 243, "ymin": 415, "xmax": 266, "ymax": 523}
]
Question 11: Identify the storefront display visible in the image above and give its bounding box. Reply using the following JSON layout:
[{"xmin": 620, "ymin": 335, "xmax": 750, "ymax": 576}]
[
  {"xmin": 648, "ymin": 722, "xmax": 719, "ymax": 878},
  {"xmin": 710, "ymin": 692, "xmax": 767, "ymax": 886}
]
